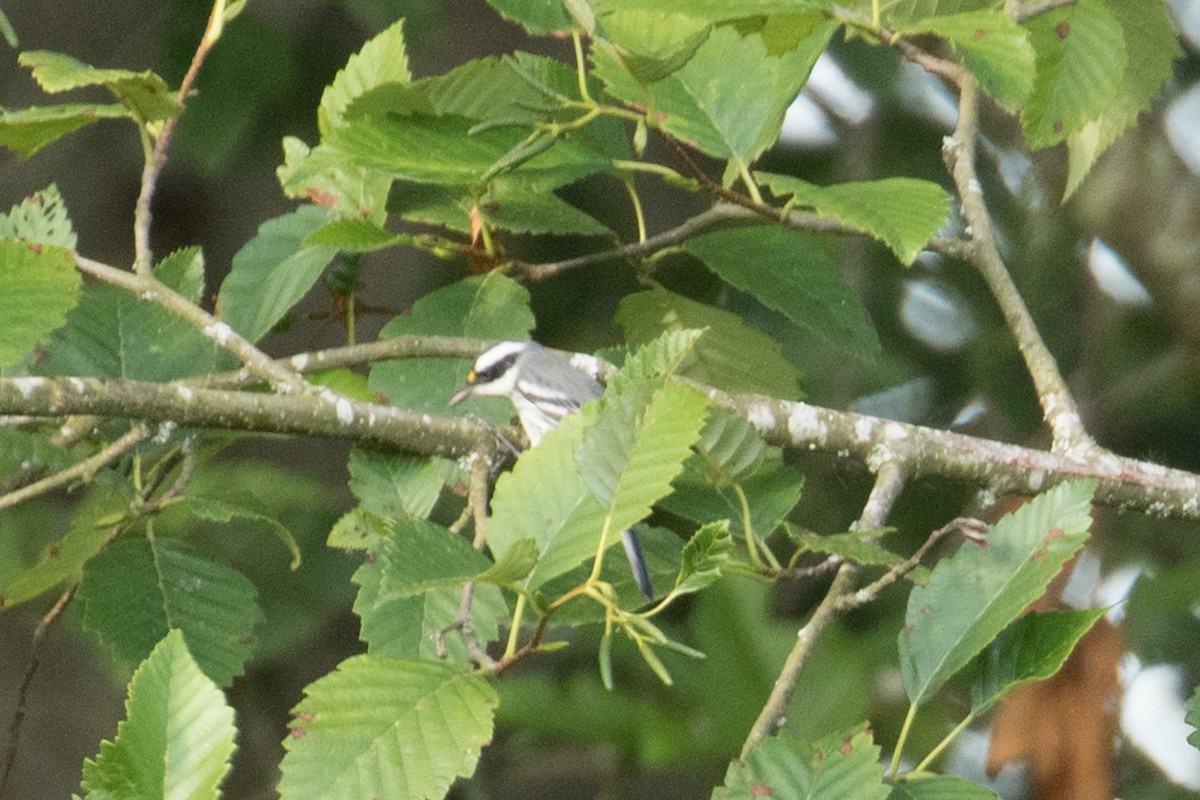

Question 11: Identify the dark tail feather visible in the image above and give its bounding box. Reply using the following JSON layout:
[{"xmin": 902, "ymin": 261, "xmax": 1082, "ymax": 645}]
[{"xmin": 621, "ymin": 529, "xmax": 655, "ymax": 599}]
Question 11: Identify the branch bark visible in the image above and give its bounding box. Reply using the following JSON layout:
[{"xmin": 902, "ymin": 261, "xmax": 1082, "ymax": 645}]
[
  {"xmin": 0, "ymin": 376, "xmax": 491, "ymax": 460},
  {"xmin": 740, "ymin": 463, "xmax": 908, "ymax": 756},
  {"xmin": 706, "ymin": 386, "xmax": 1200, "ymax": 520}
]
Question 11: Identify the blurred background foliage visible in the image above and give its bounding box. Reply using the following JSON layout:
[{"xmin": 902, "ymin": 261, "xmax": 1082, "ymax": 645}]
[{"xmin": 2, "ymin": 0, "xmax": 1200, "ymax": 797}]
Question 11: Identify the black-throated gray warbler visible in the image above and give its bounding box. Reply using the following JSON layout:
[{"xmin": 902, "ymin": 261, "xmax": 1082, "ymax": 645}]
[{"xmin": 450, "ymin": 340, "xmax": 655, "ymax": 598}]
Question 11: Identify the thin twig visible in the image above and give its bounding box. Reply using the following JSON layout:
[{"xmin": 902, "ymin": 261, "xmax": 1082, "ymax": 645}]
[
  {"xmin": 834, "ymin": 517, "xmax": 988, "ymax": 613},
  {"xmin": 197, "ymin": 336, "xmax": 496, "ymax": 390},
  {"xmin": 133, "ymin": 0, "xmax": 228, "ymax": 274},
  {"xmin": 940, "ymin": 75, "xmax": 1094, "ymax": 457},
  {"xmin": 741, "ymin": 463, "xmax": 907, "ymax": 757},
  {"xmin": 511, "ymin": 201, "xmax": 959, "ymax": 283},
  {"xmin": 0, "ymin": 425, "xmax": 149, "ymax": 511},
  {"xmin": 0, "ymin": 584, "xmax": 78, "ymax": 797}
]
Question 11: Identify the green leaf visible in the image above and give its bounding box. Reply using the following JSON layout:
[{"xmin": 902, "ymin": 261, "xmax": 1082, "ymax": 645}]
[
  {"xmin": 319, "ymin": 19, "xmax": 411, "ymax": 135},
  {"xmin": 616, "ymin": 286, "xmax": 804, "ymax": 398},
  {"xmin": 887, "ymin": 774, "xmax": 1000, "ymax": 799},
  {"xmin": 662, "ymin": 457, "xmax": 804, "ymax": 540},
  {"xmin": 684, "ymin": 226, "xmax": 880, "ymax": 360},
  {"xmin": 659, "ymin": 406, "xmax": 806, "ymax": 543},
  {"xmin": 18, "ymin": 50, "xmax": 181, "ymax": 122},
  {"xmin": 217, "ymin": 206, "xmax": 338, "ymax": 344},
  {"xmin": 605, "ymin": 328, "xmax": 705, "ymax": 387},
  {"xmin": 481, "ymin": 184, "xmax": 614, "ymax": 236},
  {"xmin": 348, "ymin": 447, "xmax": 445, "ymax": 521},
  {"xmin": 0, "ymin": 184, "xmax": 77, "ymax": 247},
  {"xmin": 0, "ymin": 426, "xmax": 76, "ymax": 484},
  {"xmin": 328, "ymin": 112, "xmax": 612, "ymax": 189},
  {"xmin": 278, "ymin": 657, "xmax": 498, "ymax": 800},
  {"xmin": 1063, "ymin": 0, "xmax": 1181, "ymax": 199},
  {"xmin": 899, "ymin": 480, "xmax": 1096, "ymax": 706},
  {"xmin": 674, "ymin": 521, "xmax": 734, "ymax": 596},
  {"xmin": 276, "ymin": 137, "xmax": 393, "ymax": 224},
  {"xmin": 304, "ymin": 218, "xmax": 408, "ymax": 252},
  {"xmin": 843, "ymin": 0, "xmax": 992, "ymax": 27},
  {"xmin": 327, "ymin": 507, "xmax": 393, "ymax": 552},
  {"xmin": 1021, "ymin": 0, "xmax": 1126, "ymax": 149},
  {"xmin": 712, "ymin": 724, "xmax": 891, "ymax": 800},
  {"xmin": 899, "ymin": 10, "xmax": 1033, "ymax": 109},
  {"xmin": 487, "ymin": 408, "xmax": 606, "ymax": 591},
  {"xmin": 0, "ymin": 485, "xmax": 131, "ymax": 612},
  {"xmin": 577, "ymin": 379, "xmax": 710, "ymax": 534},
  {"xmin": 0, "ymin": 102, "xmax": 130, "ymax": 158},
  {"xmin": 375, "ymin": 518, "xmax": 493, "ymax": 599},
  {"xmin": 369, "ymin": 273, "xmax": 533, "ymax": 420},
  {"xmin": 39, "ymin": 247, "xmax": 223, "ymax": 381},
  {"xmin": 184, "ymin": 494, "xmax": 302, "ymax": 570},
  {"xmin": 595, "ymin": 24, "xmax": 817, "ymax": 167},
  {"xmin": 689, "ymin": 406, "xmax": 769, "ymax": 484},
  {"xmin": 477, "ymin": 538, "xmax": 540, "ymax": 585},
  {"xmin": 756, "ymin": 173, "xmax": 950, "ymax": 266},
  {"xmin": 306, "ymin": 367, "xmax": 374, "ymax": 402},
  {"xmin": 351, "ymin": 557, "xmax": 507, "ymax": 664},
  {"xmin": 591, "ymin": 9, "xmax": 711, "ymax": 83},
  {"xmin": 486, "ymin": 0, "xmax": 574, "ymax": 34},
  {"xmin": 585, "ymin": 0, "xmax": 834, "ymax": 20},
  {"xmin": 79, "ymin": 630, "xmax": 237, "ymax": 800},
  {"xmin": 0, "ymin": 240, "xmax": 80, "ymax": 367},
  {"xmin": 963, "ymin": 608, "xmax": 1106, "ymax": 715},
  {"xmin": 77, "ymin": 538, "xmax": 263, "ymax": 686}
]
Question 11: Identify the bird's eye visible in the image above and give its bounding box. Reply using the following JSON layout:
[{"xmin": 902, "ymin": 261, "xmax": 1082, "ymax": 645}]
[{"xmin": 474, "ymin": 353, "xmax": 518, "ymax": 384}]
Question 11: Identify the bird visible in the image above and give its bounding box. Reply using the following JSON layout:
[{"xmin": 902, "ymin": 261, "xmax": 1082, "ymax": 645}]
[{"xmin": 450, "ymin": 340, "xmax": 655, "ymax": 598}]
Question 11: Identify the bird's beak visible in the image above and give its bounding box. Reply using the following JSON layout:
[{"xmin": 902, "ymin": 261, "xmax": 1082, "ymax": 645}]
[{"xmin": 449, "ymin": 372, "xmax": 477, "ymax": 406}]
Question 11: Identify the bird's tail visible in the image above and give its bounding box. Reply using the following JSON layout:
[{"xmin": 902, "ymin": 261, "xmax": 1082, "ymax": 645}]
[{"xmin": 621, "ymin": 529, "xmax": 655, "ymax": 599}]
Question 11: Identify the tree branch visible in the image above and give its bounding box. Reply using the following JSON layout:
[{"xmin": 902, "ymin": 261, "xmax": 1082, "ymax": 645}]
[
  {"xmin": 6, "ymin": 371, "xmax": 1200, "ymax": 521},
  {"xmin": 0, "ymin": 376, "xmax": 491, "ymax": 460},
  {"xmin": 942, "ymin": 76, "xmax": 1093, "ymax": 457},
  {"xmin": 0, "ymin": 424, "xmax": 149, "ymax": 511},
  {"xmin": 699, "ymin": 384, "xmax": 1200, "ymax": 520},
  {"xmin": 741, "ymin": 463, "xmax": 908, "ymax": 756},
  {"xmin": 133, "ymin": 0, "xmax": 228, "ymax": 275}
]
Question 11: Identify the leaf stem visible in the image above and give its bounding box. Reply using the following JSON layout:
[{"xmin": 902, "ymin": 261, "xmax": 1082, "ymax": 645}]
[
  {"xmin": 503, "ymin": 594, "xmax": 527, "ymax": 659},
  {"xmin": 624, "ymin": 180, "xmax": 647, "ymax": 244},
  {"xmin": 912, "ymin": 711, "xmax": 976, "ymax": 774},
  {"xmin": 572, "ymin": 30, "xmax": 592, "ymax": 104},
  {"xmin": 889, "ymin": 702, "xmax": 920, "ymax": 778},
  {"xmin": 133, "ymin": 0, "xmax": 228, "ymax": 275}
]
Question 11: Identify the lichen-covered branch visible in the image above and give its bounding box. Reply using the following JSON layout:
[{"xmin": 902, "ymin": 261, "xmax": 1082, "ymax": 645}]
[
  {"xmin": 6, "ymin": 371, "xmax": 1200, "ymax": 520},
  {"xmin": 704, "ymin": 386, "xmax": 1200, "ymax": 519},
  {"xmin": 0, "ymin": 376, "xmax": 491, "ymax": 460},
  {"xmin": 941, "ymin": 76, "xmax": 1093, "ymax": 457}
]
